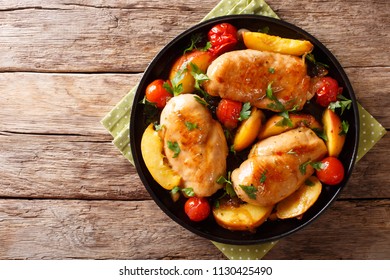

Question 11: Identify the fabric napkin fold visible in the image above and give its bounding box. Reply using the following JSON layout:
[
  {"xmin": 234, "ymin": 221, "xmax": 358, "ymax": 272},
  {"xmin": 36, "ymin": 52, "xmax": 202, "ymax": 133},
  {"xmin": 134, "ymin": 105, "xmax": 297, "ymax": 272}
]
[{"xmin": 101, "ymin": 0, "xmax": 386, "ymax": 260}]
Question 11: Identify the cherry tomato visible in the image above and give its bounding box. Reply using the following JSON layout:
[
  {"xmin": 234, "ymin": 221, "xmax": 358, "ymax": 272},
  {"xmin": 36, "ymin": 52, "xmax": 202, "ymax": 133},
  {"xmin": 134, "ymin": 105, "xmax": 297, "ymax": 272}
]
[
  {"xmin": 314, "ymin": 77, "xmax": 342, "ymax": 107},
  {"xmin": 208, "ymin": 23, "xmax": 238, "ymax": 56},
  {"xmin": 216, "ymin": 99, "xmax": 242, "ymax": 129},
  {"xmin": 316, "ymin": 156, "xmax": 345, "ymax": 185},
  {"xmin": 184, "ymin": 197, "xmax": 211, "ymax": 222},
  {"xmin": 145, "ymin": 79, "xmax": 172, "ymax": 109}
]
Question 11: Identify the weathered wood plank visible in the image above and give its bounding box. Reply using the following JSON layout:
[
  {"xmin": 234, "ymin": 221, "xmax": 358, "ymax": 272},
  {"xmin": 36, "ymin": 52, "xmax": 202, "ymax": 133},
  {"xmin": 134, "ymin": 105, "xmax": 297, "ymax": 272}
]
[
  {"xmin": 0, "ymin": 133, "xmax": 149, "ymax": 200},
  {"xmin": 0, "ymin": 199, "xmax": 388, "ymax": 259},
  {"xmin": 0, "ymin": 72, "xmax": 141, "ymax": 136},
  {"xmin": 0, "ymin": 199, "xmax": 225, "ymax": 260},
  {"xmin": 0, "ymin": 69, "xmax": 388, "ymax": 138},
  {"xmin": 264, "ymin": 199, "xmax": 390, "ymax": 260},
  {"xmin": 0, "ymin": 0, "xmax": 388, "ymax": 72},
  {"xmin": 0, "ymin": 133, "xmax": 389, "ymax": 200}
]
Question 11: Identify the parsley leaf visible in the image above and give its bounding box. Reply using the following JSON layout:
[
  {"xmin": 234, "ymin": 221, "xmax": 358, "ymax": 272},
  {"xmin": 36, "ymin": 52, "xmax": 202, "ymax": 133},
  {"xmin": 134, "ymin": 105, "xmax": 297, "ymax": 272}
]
[
  {"xmin": 182, "ymin": 188, "xmax": 195, "ymax": 197},
  {"xmin": 189, "ymin": 62, "xmax": 209, "ymax": 92},
  {"xmin": 167, "ymin": 141, "xmax": 180, "ymax": 158},
  {"xmin": 183, "ymin": 33, "xmax": 203, "ymax": 54},
  {"xmin": 217, "ymin": 173, "xmax": 237, "ymax": 198},
  {"xmin": 266, "ymin": 82, "xmax": 285, "ymax": 111},
  {"xmin": 300, "ymin": 160, "xmax": 325, "ymax": 175},
  {"xmin": 185, "ymin": 121, "xmax": 198, "ymax": 131},
  {"xmin": 193, "ymin": 95, "xmax": 208, "ymax": 107},
  {"xmin": 239, "ymin": 185, "xmax": 257, "ymax": 200},
  {"xmin": 339, "ymin": 120, "xmax": 349, "ymax": 136},
  {"xmin": 165, "ymin": 65, "xmax": 187, "ymax": 96},
  {"xmin": 238, "ymin": 102, "xmax": 251, "ymax": 121},
  {"xmin": 328, "ymin": 95, "xmax": 352, "ymax": 115},
  {"xmin": 268, "ymin": 67, "xmax": 275, "ymax": 74},
  {"xmin": 276, "ymin": 111, "xmax": 293, "ymax": 127},
  {"xmin": 260, "ymin": 170, "xmax": 267, "ymax": 184}
]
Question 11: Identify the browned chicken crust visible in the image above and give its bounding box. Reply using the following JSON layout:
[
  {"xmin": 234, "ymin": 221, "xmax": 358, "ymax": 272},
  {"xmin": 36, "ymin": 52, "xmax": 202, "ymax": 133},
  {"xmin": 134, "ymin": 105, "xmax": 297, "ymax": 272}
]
[
  {"xmin": 204, "ymin": 49, "xmax": 313, "ymax": 111},
  {"xmin": 160, "ymin": 94, "xmax": 228, "ymax": 197},
  {"xmin": 232, "ymin": 127, "xmax": 327, "ymax": 206}
]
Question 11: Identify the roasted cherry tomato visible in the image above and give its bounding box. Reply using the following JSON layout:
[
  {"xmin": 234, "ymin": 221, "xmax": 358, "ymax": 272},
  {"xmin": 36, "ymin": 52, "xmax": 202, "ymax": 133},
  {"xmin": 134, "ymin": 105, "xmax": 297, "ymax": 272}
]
[
  {"xmin": 216, "ymin": 99, "xmax": 242, "ymax": 129},
  {"xmin": 208, "ymin": 23, "xmax": 238, "ymax": 56},
  {"xmin": 314, "ymin": 77, "xmax": 342, "ymax": 107},
  {"xmin": 316, "ymin": 156, "xmax": 345, "ymax": 185},
  {"xmin": 145, "ymin": 79, "xmax": 172, "ymax": 109},
  {"xmin": 184, "ymin": 197, "xmax": 211, "ymax": 222}
]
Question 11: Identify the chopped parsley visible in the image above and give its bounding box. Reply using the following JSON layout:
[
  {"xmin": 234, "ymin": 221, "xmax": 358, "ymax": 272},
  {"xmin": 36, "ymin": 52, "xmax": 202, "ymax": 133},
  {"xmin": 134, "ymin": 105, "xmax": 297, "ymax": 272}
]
[
  {"xmin": 167, "ymin": 141, "xmax": 181, "ymax": 158},
  {"xmin": 328, "ymin": 95, "xmax": 352, "ymax": 115},
  {"xmin": 260, "ymin": 170, "xmax": 267, "ymax": 184},
  {"xmin": 268, "ymin": 67, "xmax": 275, "ymax": 74},
  {"xmin": 217, "ymin": 173, "xmax": 236, "ymax": 198},
  {"xmin": 185, "ymin": 121, "xmax": 198, "ymax": 131},
  {"xmin": 239, "ymin": 185, "xmax": 257, "ymax": 200},
  {"xmin": 164, "ymin": 68, "xmax": 186, "ymax": 96},
  {"xmin": 339, "ymin": 120, "xmax": 350, "ymax": 136},
  {"xmin": 193, "ymin": 95, "xmax": 208, "ymax": 107},
  {"xmin": 238, "ymin": 102, "xmax": 251, "ymax": 121},
  {"xmin": 181, "ymin": 187, "xmax": 195, "ymax": 197},
  {"xmin": 299, "ymin": 160, "xmax": 325, "ymax": 175},
  {"xmin": 266, "ymin": 82, "xmax": 285, "ymax": 111}
]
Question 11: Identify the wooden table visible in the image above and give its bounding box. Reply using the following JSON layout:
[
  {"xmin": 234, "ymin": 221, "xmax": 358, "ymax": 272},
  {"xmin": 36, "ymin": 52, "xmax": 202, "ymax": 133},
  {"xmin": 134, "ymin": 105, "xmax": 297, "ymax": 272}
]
[{"xmin": 1, "ymin": 0, "xmax": 389, "ymax": 260}]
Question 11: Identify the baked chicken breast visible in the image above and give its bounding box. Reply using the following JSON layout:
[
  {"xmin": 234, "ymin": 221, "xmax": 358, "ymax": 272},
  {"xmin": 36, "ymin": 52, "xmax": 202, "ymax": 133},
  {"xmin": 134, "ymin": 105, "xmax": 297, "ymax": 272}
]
[
  {"xmin": 231, "ymin": 127, "xmax": 327, "ymax": 206},
  {"xmin": 160, "ymin": 94, "xmax": 228, "ymax": 197},
  {"xmin": 204, "ymin": 49, "xmax": 313, "ymax": 111}
]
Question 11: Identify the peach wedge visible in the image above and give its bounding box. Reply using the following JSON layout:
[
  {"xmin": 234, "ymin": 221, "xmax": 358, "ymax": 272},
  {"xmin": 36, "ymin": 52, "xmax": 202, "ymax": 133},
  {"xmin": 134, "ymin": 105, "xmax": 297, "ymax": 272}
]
[
  {"xmin": 322, "ymin": 108, "xmax": 346, "ymax": 157},
  {"xmin": 258, "ymin": 113, "xmax": 322, "ymax": 140},
  {"xmin": 169, "ymin": 50, "xmax": 214, "ymax": 94},
  {"xmin": 233, "ymin": 108, "xmax": 265, "ymax": 151},
  {"xmin": 141, "ymin": 123, "xmax": 181, "ymax": 190},
  {"xmin": 242, "ymin": 31, "xmax": 313, "ymax": 56}
]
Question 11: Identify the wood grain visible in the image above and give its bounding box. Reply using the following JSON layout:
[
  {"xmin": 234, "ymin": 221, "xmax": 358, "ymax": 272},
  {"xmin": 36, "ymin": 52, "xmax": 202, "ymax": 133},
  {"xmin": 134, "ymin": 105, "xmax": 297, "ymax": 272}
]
[
  {"xmin": 0, "ymin": 0, "xmax": 388, "ymax": 72},
  {"xmin": 0, "ymin": 0, "xmax": 389, "ymax": 260},
  {"xmin": 0, "ymin": 199, "xmax": 388, "ymax": 259}
]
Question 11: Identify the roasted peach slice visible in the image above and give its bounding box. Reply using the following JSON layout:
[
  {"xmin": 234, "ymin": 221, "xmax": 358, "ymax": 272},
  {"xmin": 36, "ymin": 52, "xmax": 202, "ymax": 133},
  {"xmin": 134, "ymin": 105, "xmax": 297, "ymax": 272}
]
[
  {"xmin": 242, "ymin": 31, "xmax": 313, "ymax": 56},
  {"xmin": 258, "ymin": 113, "xmax": 322, "ymax": 140},
  {"xmin": 233, "ymin": 108, "xmax": 265, "ymax": 151},
  {"xmin": 276, "ymin": 176, "xmax": 322, "ymax": 219},
  {"xmin": 322, "ymin": 108, "xmax": 346, "ymax": 157},
  {"xmin": 141, "ymin": 123, "xmax": 181, "ymax": 190},
  {"xmin": 169, "ymin": 50, "xmax": 214, "ymax": 94}
]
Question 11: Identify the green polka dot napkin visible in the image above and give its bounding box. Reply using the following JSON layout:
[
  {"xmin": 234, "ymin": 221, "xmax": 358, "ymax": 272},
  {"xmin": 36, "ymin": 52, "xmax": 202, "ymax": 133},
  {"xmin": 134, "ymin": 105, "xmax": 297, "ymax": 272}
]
[{"xmin": 101, "ymin": 0, "xmax": 387, "ymax": 260}]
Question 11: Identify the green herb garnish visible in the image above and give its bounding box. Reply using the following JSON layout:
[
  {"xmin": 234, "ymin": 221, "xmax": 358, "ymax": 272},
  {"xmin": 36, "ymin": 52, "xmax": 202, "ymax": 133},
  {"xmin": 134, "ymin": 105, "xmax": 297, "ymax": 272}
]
[
  {"xmin": 260, "ymin": 170, "xmax": 267, "ymax": 184},
  {"xmin": 238, "ymin": 102, "xmax": 251, "ymax": 121},
  {"xmin": 300, "ymin": 160, "xmax": 325, "ymax": 175},
  {"xmin": 328, "ymin": 95, "xmax": 352, "ymax": 115},
  {"xmin": 185, "ymin": 121, "xmax": 198, "ymax": 131},
  {"xmin": 239, "ymin": 185, "xmax": 257, "ymax": 200},
  {"xmin": 339, "ymin": 120, "xmax": 350, "ymax": 136},
  {"xmin": 266, "ymin": 82, "xmax": 285, "ymax": 111},
  {"xmin": 182, "ymin": 188, "xmax": 195, "ymax": 197},
  {"xmin": 167, "ymin": 141, "xmax": 181, "ymax": 158}
]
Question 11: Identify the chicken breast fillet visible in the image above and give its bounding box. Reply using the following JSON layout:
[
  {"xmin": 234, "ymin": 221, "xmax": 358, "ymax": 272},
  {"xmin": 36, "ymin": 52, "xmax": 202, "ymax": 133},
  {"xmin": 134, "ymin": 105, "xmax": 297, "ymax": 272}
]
[
  {"xmin": 204, "ymin": 49, "xmax": 313, "ymax": 111},
  {"xmin": 231, "ymin": 127, "xmax": 327, "ymax": 206},
  {"xmin": 160, "ymin": 94, "xmax": 228, "ymax": 197}
]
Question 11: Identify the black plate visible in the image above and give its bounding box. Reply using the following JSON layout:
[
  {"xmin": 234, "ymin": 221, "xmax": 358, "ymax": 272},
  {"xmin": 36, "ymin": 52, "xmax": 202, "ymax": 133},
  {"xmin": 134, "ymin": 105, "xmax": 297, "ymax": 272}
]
[{"xmin": 130, "ymin": 15, "xmax": 359, "ymax": 245}]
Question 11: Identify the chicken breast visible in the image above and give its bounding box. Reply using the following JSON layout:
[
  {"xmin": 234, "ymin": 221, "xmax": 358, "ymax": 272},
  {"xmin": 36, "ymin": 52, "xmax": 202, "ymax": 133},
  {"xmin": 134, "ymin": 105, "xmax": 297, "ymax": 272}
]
[
  {"xmin": 231, "ymin": 127, "xmax": 327, "ymax": 206},
  {"xmin": 204, "ymin": 49, "xmax": 313, "ymax": 111},
  {"xmin": 160, "ymin": 94, "xmax": 228, "ymax": 197}
]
